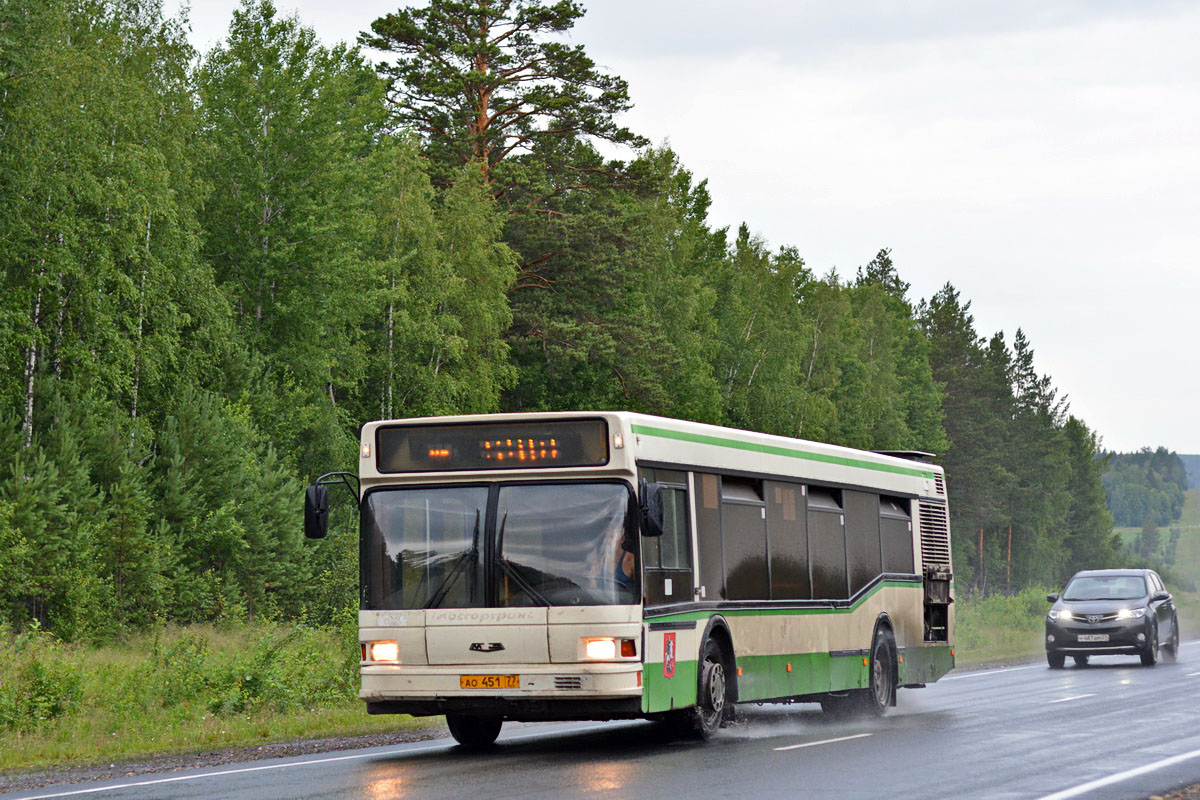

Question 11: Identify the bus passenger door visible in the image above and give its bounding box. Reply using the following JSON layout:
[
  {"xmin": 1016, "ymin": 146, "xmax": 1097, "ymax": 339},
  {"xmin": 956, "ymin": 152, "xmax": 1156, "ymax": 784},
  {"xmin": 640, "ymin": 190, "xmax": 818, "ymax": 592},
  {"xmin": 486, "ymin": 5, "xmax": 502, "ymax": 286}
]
[{"xmin": 638, "ymin": 468, "xmax": 693, "ymax": 608}]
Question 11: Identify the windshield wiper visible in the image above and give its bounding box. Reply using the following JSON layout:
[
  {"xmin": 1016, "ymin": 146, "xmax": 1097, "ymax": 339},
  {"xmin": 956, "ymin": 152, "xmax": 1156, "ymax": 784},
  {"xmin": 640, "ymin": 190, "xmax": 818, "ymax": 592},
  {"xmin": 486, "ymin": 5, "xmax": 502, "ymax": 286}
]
[
  {"xmin": 425, "ymin": 509, "xmax": 480, "ymax": 609},
  {"xmin": 495, "ymin": 509, "xmax": 550, "ymax": 607}
]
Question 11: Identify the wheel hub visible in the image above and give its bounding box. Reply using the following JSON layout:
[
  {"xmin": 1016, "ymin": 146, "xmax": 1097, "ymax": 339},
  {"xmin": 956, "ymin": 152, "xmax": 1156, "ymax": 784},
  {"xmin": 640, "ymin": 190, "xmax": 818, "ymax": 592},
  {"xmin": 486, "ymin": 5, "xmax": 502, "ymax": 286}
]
[{"xmin": 707, "ymin": 661, "xmax": 725, "ymax": 716}]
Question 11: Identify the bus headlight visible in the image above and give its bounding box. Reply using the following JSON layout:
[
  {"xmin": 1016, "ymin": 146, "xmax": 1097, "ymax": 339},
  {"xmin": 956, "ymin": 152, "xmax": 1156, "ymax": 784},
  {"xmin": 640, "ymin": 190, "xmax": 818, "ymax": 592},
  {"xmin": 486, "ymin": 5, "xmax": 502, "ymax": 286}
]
[
  {"xmin": 584, "ymin": 638, "xmax": 617, "ymax": 660},
  {"xmin": 367, "ymin": 641, "xmax": 400, "ymax": 662},
  {"xmin": 582, "ymin": 637, "xmax": 636, "ymax": 659}
]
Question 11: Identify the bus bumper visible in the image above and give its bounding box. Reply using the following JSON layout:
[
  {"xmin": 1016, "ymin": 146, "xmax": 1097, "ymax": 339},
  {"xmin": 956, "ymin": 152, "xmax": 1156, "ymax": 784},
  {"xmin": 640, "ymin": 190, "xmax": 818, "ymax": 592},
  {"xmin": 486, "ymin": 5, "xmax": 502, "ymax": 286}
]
[{"xmin": 360, "ymin": 663, "xmax": 644, "ymax": 720}]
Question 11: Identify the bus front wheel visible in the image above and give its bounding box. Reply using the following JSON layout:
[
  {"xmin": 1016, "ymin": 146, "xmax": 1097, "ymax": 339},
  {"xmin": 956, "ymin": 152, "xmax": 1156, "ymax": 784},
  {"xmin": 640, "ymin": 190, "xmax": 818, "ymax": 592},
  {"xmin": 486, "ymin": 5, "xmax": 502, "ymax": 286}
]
[
  {"xmin": 662, "ymin": 637, "xmax": 729, "ymax": 740},
  {"xmin": 446, "ymin": 713, "xmax": 502, "ymax": 748}
]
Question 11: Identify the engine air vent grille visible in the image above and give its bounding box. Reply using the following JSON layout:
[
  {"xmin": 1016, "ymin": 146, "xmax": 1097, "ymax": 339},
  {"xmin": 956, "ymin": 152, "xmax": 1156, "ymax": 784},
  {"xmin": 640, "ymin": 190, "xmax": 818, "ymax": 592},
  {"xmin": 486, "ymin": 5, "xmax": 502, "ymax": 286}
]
[
  {"xmin": 934, "ymin": 474, "xmax": 946, "ymax": 496},
  {"xmin": 554, "ymin": 676, "xmax": 583, "ymax": 690},
  {"xmin": 917, "ymin": 502, "xmax": 951, "ymax": 569}
]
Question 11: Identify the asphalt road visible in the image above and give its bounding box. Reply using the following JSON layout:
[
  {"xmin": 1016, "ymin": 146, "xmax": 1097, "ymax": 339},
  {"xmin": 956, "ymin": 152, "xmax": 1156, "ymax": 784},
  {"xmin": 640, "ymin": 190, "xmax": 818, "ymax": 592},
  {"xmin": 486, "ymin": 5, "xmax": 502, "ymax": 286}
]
[{"xmin": 7, "ymin": 642, "xmax": 1200, "ymax": 800}]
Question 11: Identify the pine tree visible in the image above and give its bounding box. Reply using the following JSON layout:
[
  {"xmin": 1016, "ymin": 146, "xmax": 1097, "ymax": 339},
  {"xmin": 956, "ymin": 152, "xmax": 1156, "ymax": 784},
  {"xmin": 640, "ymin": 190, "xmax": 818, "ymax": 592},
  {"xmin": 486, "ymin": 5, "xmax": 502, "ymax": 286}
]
[
  {"xmin": 1061, "ymin": 417, "xmax": 1118, "ymax": 573},
  {"xmin": 361, "ymin": 0, "xmax": 644, "ymax": 188}
]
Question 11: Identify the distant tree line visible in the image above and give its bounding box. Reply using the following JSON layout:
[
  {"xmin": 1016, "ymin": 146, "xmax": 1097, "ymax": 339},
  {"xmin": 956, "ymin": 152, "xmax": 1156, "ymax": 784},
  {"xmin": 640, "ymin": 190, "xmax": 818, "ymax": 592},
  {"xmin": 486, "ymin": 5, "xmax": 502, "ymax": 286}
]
[
  {"xmin": 0, "ymin": 0, "xmax": 1121, "ymax": 639},
  {"xmin": 1102, "ymin": 448, "xmax": 1189, "ymax": 528}
]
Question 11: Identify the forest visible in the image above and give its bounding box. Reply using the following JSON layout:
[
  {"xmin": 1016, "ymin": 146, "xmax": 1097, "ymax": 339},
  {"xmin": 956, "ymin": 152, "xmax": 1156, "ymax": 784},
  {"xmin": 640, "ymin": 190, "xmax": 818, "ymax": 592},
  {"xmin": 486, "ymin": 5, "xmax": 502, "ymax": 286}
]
[
  {"xmin": 1102, "ymin": 448, "xmax": 1189, "ymax": 529},
  {"xmin": 0, "ymin": 0, "xmax": 1128, "ymax": 644}
]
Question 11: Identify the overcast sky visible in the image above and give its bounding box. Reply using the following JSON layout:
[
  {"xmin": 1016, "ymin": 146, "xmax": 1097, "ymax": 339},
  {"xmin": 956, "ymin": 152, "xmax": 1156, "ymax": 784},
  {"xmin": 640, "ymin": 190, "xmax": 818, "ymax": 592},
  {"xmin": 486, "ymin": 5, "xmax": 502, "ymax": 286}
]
[{"xmin": 169, "ymin": 0, "xmax": 1200, "ymax": 453}]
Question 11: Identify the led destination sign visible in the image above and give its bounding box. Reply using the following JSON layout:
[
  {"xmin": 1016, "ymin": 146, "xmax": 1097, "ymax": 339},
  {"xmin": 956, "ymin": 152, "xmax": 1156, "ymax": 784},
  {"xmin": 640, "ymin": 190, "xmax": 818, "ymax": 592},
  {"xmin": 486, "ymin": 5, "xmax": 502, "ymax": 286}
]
[{"xmin": 374, "ymin": 419, "xmax": 609, "ymax": 473}]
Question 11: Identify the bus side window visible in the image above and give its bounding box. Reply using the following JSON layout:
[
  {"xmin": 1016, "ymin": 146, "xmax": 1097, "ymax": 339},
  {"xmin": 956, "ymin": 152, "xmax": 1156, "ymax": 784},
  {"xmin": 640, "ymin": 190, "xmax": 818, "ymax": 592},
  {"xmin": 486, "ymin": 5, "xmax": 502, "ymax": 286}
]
[
  {"xmin": 880, "ymin": 496, "xmax": 914, "ymax": 574},
  {"xmin": 639, "ymin": 467, "xmax": 693, "ymax": 606},
  {"xmin": 694, "ymin": 472, "xmax": 723, "ymax": 601},
  {"xmin": 767, "ymin": 481, "xmax": 809, "ymax": 600},
  {"xmin": 722, "ymin": 477, "xmax": 768, "ymax": 601},
  {"xmin": 845, "ymin": 491, "xmax": 881, "ymax": 597},
  {"xmin": 808, "ymin": 487, "xmax": 847, "ymax": 600}
]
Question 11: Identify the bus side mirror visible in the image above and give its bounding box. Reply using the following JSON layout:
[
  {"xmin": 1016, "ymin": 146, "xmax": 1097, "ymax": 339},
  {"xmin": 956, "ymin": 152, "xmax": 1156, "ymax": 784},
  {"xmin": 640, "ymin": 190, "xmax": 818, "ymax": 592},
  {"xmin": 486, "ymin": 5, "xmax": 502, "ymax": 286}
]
[
  {"xmin": 639, "ymin": 481, "xmax": 665, "ymax": 537},
  {"xmin": 304, "ymin": 484, "xmax": 329, "ymax": 539}
]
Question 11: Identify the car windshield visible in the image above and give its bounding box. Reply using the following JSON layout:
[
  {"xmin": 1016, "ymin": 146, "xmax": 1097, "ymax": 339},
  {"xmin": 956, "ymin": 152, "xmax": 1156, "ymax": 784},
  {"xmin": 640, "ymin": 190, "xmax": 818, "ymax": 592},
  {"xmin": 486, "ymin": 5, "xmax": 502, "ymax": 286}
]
[{"xmin": 1062, "ymin": 575, "xmax": 1147, "ymax": 601}]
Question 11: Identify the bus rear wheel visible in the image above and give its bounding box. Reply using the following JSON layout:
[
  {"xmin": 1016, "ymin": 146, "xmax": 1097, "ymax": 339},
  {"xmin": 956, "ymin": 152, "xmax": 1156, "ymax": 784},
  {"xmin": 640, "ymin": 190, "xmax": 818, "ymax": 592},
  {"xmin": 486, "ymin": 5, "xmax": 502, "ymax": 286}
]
[
  {"xmin": 446, "ymin": 713, "xmax": 502, "ymax": 748},
  {"xmin": 859, "ymin": 627, "xmax": 896, "ymax": 716},
  {"xmin": 822, "ymin": 627, "xmax": 896, "ymax": 718}
]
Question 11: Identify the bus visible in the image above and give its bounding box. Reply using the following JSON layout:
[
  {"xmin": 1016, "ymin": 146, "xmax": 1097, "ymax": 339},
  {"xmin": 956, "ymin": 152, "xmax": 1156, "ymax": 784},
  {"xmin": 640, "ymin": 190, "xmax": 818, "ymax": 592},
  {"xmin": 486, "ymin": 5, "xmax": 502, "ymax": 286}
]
[{"xmin": 304, "ymin": 412, "xmax": 955, "ymax": 746}]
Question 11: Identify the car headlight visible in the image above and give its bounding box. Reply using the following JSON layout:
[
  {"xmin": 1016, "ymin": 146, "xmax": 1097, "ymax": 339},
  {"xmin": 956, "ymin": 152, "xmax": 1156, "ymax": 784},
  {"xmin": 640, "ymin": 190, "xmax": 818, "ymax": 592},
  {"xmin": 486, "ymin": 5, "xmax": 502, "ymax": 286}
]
[
  {"xmin": 1048, "ymin": 609, "xmax": 1073, "ymax": 621},
  {"xmin": 1116, "ymin": 608, "xmax": 1146, "ymax": 620}
]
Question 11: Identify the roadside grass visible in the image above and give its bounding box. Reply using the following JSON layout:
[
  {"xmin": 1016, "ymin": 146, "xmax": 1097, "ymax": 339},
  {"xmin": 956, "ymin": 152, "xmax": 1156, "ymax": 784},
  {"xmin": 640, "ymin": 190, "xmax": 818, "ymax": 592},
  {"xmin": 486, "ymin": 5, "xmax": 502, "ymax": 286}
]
[
  {"xmin": 952, "ymin": 586, "xmax": 1200, "ymax": 667},
  {"xmin": 0, "ymin": 623, "xmax": 432, "ymax": 774},
  {"xmin": 1180, "ymin": 488, "xmax": 1200, "ymax": 527},
  {"xmin": 1172, "ymin": 489, "xmax": 1200, "ymax": 588},
  {"xmin": 953, "ymin": 587, "xmax": 1047, "ymax": 666}
]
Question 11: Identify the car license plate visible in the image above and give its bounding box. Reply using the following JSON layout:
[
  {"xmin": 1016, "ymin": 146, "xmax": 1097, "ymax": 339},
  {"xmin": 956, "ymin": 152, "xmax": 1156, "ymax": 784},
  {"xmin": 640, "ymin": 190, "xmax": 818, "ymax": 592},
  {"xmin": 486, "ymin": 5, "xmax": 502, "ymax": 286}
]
[
  {"xmin": 1077, "ymin": 634, "xmax": 1109, "ymax": 642},
  {"xmin": 459, "ymin": 674, "xmax": 520, "ymax": 689}
]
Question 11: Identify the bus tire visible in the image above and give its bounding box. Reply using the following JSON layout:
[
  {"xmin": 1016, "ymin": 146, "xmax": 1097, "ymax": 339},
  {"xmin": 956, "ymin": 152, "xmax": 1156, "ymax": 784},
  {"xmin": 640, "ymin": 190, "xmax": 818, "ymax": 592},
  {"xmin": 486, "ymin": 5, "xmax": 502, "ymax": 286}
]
[
  {"xmin": 819, "ymin": 694, "xmax": 852, "ymax": 718},
  {"xmin": 823, "ymin": 626, "xmax": 896, "ymax": 718},
  {"xmin": 446, "ymin": 713, "xmax": 502, "ymax": 748},
  {"xmin": 664, "ymin": 638, "xmax": 729, "ymax": 740},
  {"xmin": 859, "ymin": 626, "xmax": 897, "ymax": 716}
]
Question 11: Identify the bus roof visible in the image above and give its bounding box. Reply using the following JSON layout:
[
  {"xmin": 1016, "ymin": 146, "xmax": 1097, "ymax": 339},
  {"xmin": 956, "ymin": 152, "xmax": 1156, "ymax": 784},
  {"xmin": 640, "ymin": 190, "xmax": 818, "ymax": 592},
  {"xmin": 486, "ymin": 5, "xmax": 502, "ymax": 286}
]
[{"xmin": 360, "ymin": 412, "xmax": 946, "ymax": 500}]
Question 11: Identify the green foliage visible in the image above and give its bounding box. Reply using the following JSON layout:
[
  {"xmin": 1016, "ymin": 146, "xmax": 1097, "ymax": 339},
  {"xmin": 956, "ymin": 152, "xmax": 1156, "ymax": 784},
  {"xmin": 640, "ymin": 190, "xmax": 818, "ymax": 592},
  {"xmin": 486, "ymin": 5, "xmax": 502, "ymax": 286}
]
[
  {"xmin": 144, "ymin": 626, "xmax": 355, "ymax": 716},
  {"xmin": 954, "ymin": 586, "xmax": 1055, "ymax": 665},
  {"xmin": 0, "ymin": 0, "xmax": 1124, "ymax": 732},
  {"xmin": 503, "ymin": 145, "xmax": 724, "ymax": 419},
  {"xmin": 1061, "ymin": 417, "xmax": 1120, "ymax": 574},
  {"xmin": 0, "ymin": 621, "xmax": 421, "ymax": 771},
  {"xmin": 362, "ymin": 0, "xmax": 645, "ymax": 187},
  {"xmin": 1102, "ymin": 447, "xmax": 1188, "ymax": 527},
  {"xmin": 0, "ymin": 628, "xmax": 82, "ymax": 731},
  {"xmin": 919, "ymin": 288, "xmax": 1118, "ymax": 591}
]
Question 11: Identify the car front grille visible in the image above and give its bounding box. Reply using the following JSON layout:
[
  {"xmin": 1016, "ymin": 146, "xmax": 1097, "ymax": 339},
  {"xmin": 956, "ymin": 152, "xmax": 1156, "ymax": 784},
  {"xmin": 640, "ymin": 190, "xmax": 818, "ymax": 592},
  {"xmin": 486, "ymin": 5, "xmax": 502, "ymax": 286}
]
[{"xmin": 1065, "ymin": 613, "xmax": 1120, "ymax": 624}]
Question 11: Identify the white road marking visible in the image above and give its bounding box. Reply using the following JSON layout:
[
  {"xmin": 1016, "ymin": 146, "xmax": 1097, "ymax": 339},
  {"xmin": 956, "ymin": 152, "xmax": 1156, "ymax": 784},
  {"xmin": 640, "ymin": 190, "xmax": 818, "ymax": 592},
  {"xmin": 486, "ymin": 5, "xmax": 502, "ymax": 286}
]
[
  {"xmin": 9, "ymin": 726, "xmax": 586, "ymax": 800},
  {"xmin": 1034, "ymin": 745, "xmax": 1200, "ymax": 800},
  {"xmin": 1048, "ymin": 693, "xmax": 1096, "ymax": 704},
  {"xmin": 946, "ymin": 639, "xmax": 1200, "ymax": 682},
  {"xmin": 944, "ymin": 665, "xmax": 1042, "ymax": 680},
  {"xmin": 1186, "ymin": 671, "xmax": 1200, "ymax": 677},
  {"xmin": 774, "ymin": 733, "xmax": 873, "ymax": 751}
]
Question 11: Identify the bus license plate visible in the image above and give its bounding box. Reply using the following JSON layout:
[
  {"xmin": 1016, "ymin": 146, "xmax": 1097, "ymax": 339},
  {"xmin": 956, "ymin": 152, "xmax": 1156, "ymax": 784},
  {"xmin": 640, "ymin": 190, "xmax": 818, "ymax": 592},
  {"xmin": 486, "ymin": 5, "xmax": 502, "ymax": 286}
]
[
  {"xmin": 1077, "ymin": 634, "xmax": 1109, "ymax": 642},
  {"xmin": 460, "ymin": 674, "xmax": 520, "ymax": 689}
]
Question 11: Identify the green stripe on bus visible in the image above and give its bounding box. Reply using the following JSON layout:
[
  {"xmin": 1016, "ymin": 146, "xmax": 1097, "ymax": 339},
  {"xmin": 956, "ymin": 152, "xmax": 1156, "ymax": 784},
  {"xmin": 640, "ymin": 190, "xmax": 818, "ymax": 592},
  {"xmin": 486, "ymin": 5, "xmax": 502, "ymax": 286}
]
[
  {"xmin": 642, "ymin": 645, "xmax": 954, "ymax": 713},
  {"xmin": 644, "ymin": 580, "xmax": 921, "ymax": 624},
  {"xmin": 630, "ymin": 424, "xmax": 936, "ymax": 480}
]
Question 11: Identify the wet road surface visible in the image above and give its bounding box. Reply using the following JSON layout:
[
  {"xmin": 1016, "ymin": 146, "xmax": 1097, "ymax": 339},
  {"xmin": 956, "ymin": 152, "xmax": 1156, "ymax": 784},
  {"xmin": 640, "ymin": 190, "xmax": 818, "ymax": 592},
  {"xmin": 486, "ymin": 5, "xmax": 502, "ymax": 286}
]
[{"xmin": 7, "ymin": 641, "xmax": 1200, "ymax": 800}]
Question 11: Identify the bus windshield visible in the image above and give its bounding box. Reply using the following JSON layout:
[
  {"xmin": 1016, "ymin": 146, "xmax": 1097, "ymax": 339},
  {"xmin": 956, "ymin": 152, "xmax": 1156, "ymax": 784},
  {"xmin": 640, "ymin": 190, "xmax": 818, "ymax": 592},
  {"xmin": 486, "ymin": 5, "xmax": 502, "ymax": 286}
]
[{"xmin": 361, "ymin": 482, "xmax": 638, "ymax": 610}]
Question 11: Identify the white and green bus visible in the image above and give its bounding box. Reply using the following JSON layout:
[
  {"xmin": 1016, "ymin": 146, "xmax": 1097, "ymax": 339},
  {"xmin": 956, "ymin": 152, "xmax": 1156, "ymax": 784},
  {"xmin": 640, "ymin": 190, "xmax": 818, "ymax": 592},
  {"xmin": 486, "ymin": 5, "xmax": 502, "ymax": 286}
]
[{"xmin": 304, "ymin": 412, "xmax": 955, "ymax": 746}]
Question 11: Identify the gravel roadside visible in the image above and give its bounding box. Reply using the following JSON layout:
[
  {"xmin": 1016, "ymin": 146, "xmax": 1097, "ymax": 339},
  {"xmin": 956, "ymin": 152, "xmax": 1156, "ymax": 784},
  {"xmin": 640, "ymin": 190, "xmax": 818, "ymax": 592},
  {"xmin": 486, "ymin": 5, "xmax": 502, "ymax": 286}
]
[{"xmin": 0, "ymin": 725, "xmax": 448, "ymax": 796}]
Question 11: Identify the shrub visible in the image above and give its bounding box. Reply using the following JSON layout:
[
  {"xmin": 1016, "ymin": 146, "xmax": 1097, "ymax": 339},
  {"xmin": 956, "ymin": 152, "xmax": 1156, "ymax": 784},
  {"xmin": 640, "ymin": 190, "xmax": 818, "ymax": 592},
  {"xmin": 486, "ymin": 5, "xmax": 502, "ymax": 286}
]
[{"xmin": 0, "ymin": 628, "xmax": 83, "ymax": 730}]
